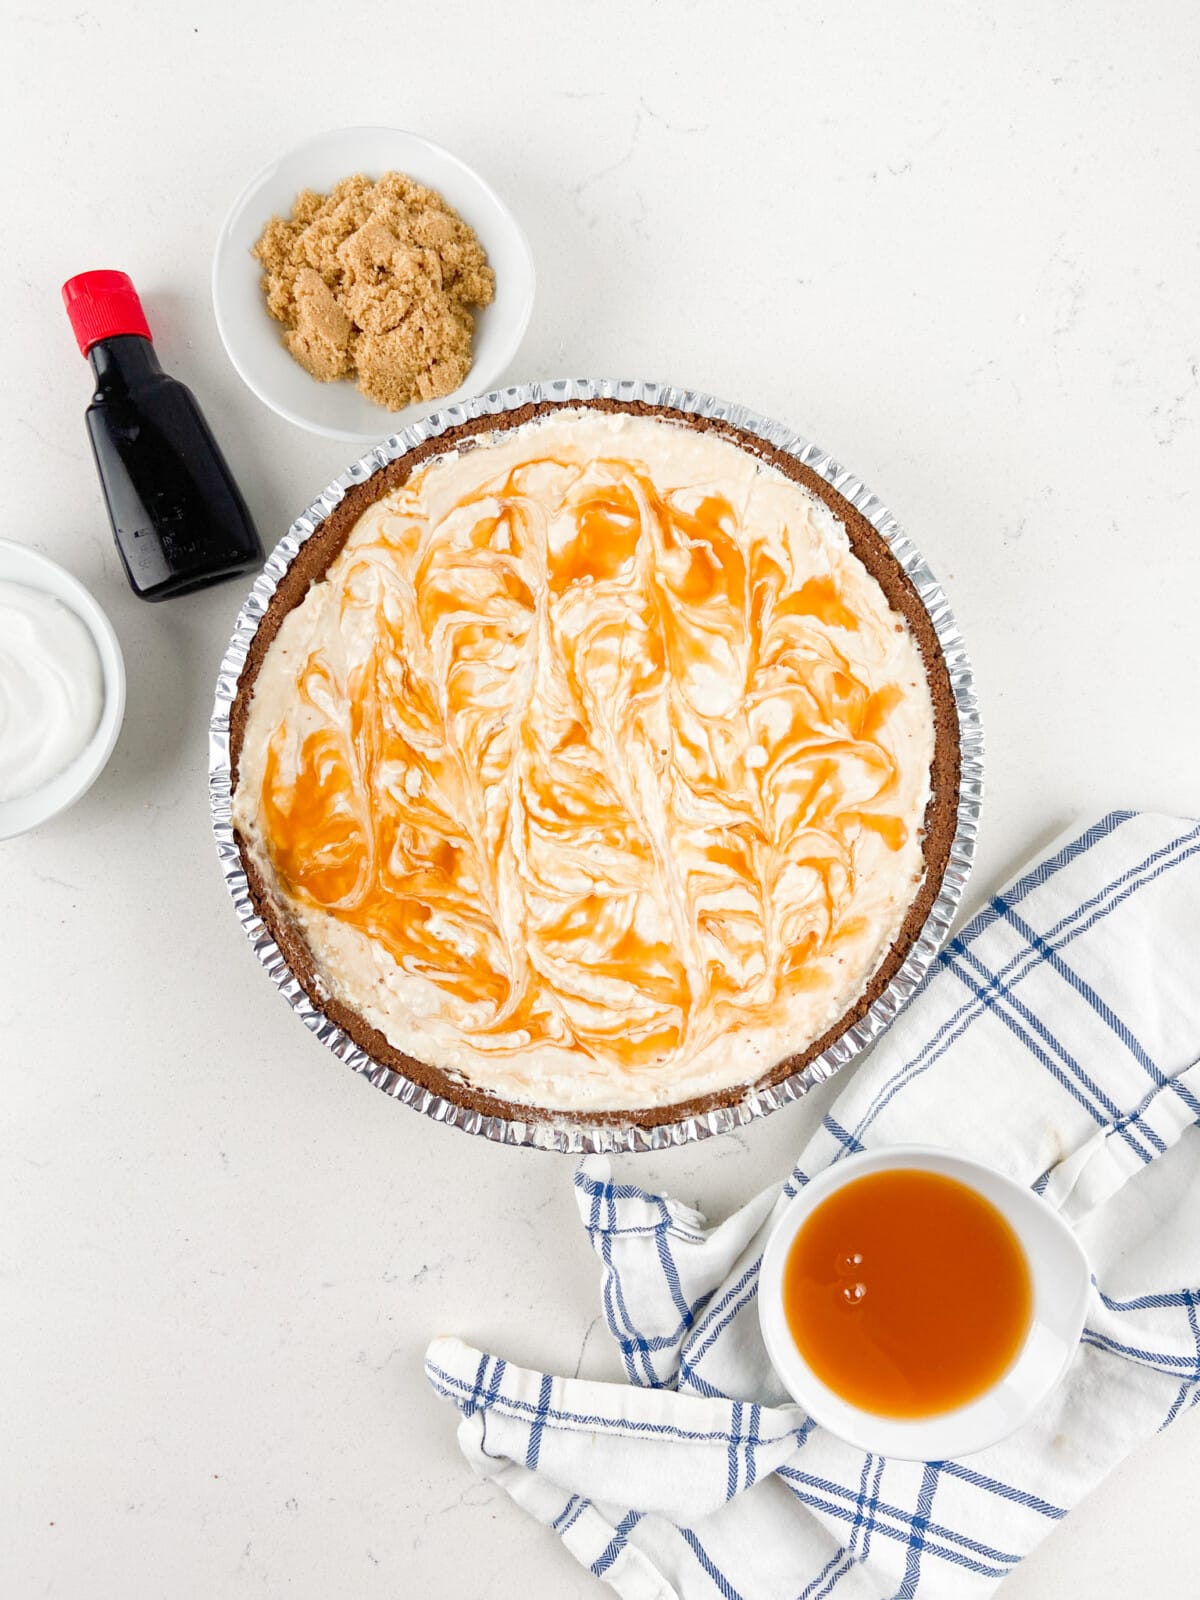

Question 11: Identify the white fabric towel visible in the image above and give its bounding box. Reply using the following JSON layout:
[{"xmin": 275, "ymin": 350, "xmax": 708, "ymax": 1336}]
[{"xmin": 427, "ymin": 810, "xmax": 1200, "ymax": 1599}]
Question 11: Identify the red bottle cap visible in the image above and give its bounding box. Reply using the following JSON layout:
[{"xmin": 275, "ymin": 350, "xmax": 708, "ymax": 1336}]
[{"xmin": 62, "ymin": 270, "xmax": 153, "ymax": 355}]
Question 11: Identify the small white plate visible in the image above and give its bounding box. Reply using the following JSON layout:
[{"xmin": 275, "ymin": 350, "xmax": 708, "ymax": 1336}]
[
  {"xmin": 0, "ymin": 541, "xmax": 126, "ymax": 841},
  {"xmin": 212, "ymin": 126, "xmax": 536, "ymax": 442},
  {"xmin": 758, "ymin": 1145, "xmax": 1091, "ymax": 1460}
]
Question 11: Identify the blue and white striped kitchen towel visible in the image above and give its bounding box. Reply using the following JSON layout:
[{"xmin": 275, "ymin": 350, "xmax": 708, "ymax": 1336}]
[{"xmin": 426, "ymin": 810, "xmax": 1200, "ymax": 1599}]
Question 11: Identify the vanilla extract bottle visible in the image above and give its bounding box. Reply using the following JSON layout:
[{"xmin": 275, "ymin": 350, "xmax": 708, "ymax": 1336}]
[{"xmin": 63, "ymin": 270, "xmax": 263, "ymax": 600}]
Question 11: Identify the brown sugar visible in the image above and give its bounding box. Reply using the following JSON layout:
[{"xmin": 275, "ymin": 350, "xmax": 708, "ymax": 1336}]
[{"xmin": 252, "ymin": 172, "xmax": 495, "ymax": 411}]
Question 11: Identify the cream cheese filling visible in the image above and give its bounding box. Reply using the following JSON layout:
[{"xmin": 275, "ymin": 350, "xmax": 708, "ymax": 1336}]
[{"xmin": 234, "ymin": 410, "xmax": 936, "ymax": 1112}]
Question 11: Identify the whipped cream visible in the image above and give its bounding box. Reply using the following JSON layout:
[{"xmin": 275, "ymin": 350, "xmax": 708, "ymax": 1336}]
[
  {"xmin": 234, "ymin": 411, "xmax": 937, "ymax": 1111},
  {"xmin": 0, "ymin": 581, "xmax": 103, "ymax": 803}
]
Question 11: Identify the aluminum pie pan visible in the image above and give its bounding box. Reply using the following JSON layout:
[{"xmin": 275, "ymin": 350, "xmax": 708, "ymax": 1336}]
[{"xmin": 209, "ymin": 377, "xmax": 983, "ymax": 1154}]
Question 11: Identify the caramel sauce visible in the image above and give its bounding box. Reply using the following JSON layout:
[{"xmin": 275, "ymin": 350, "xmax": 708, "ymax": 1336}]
[
  {"xmin": 254, "ymin": 443, "xmax": 918, "ymax": 1075},
  {"xmin": 782, "ymin": 1169, "xmax": 1033, "ymax": 1419}
]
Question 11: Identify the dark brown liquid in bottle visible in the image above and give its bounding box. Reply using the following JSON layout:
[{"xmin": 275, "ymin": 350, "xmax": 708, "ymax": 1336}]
[
  {"xmin": 783, "ymin": 1169, "xmax": 1033, "ymax": 1419},
  {"xmin": 84, "ymin": 335, "xmax": 262, "ymax": 600}
]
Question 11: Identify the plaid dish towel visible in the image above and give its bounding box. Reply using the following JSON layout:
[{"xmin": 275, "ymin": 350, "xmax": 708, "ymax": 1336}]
[{"xmin": 426, "ymin": 810, "xmax": 1200, "ymax": 1599}]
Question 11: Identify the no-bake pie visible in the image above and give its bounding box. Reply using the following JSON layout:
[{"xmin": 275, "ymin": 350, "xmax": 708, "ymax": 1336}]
[{"xmin": 230, "ymin": 402, "xmax": 959, "ymax": 1126}]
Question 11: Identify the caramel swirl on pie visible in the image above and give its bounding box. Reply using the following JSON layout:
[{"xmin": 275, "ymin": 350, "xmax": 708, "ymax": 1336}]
[{"xmin": 234, "ymin": 412, "xmax": 935, "ymax": 1110}]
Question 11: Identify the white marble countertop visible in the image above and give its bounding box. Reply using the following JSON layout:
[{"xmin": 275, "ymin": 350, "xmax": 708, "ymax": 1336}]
[{"xmin": 3, "ymin": 2, "xmax": 1198, "ymax": 1594}]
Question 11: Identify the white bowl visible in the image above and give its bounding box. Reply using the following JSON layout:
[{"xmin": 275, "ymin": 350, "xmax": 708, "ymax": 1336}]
[
  {"xmin": 0, "ymin": 540, "xmax": 126, "ymax": 841},
  {"xmin": 758, "ymin": 1145, "xmax": 1090, "ymax": 1461},
  {"xmin": 212, "ymin": 126, "xmax": 536, "ymax": 442}
]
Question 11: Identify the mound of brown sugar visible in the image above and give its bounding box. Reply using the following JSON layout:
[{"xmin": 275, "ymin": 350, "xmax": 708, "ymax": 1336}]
[{"xmin": 252, "ymin": 172, "xmax": 495, "ymax": 411}]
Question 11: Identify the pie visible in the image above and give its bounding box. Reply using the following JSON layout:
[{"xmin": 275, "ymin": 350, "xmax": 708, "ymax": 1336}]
[{"xmin": 230, "ymin": 401, "xmax": 959, "ymax": 1127}]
